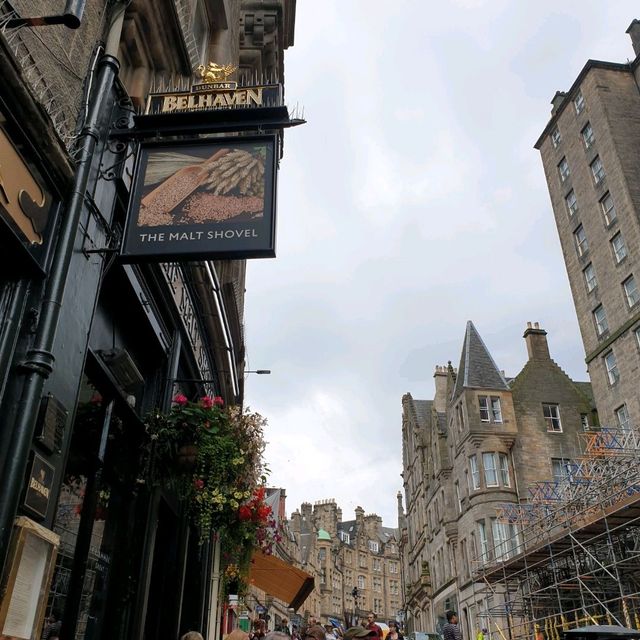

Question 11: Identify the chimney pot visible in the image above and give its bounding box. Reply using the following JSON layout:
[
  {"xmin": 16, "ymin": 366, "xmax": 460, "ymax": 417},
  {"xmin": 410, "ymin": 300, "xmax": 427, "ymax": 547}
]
[
  {"xmin": 551, "ymin": 91, "xmax": 566, "ymax": 115},
  {"xmin": 534, "ymin": 321, "xmax": 540, "ymax": 329},
  {"xmin": 527, "ymin": 322, "xmax": 532, "ymax": 328}
]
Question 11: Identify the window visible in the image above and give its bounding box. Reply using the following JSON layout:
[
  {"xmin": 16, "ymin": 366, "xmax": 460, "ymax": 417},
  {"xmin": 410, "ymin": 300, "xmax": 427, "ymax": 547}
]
[
  {"xmin": 581, "ymin": 414, "xmax": 590, "ymax": 431},
  {"xmin": 574, "ymin": 225, "xmax": 588, "ymax": 257},
  {"xmin": 478, "ymin": 521, "xmax": 488, "ymax": 559},
  {"xmin": 584, "ymin": 263, "xmax": 597, "ymax": 293},
  {"xmin": 593, "ymin": 305, "xmax": 608, "ymax": 336},
  {"xmin": 623, "ymin": 276, "xmax": 640, "ymax": 307},
  {"xmin": 600, "ymin": 192, "xmax": 616, "ymax": 225},
  {"xmin": 612, "ymin": 233, "xmax": 628, "ymax": 263},
  {"xmin": 616, "ymin": 404, "xmax": 631, "ymax": 432},
  {"xmin": 455, "ymin": 481, "xmax": 462, "ymax": 514},
  {"xmin": 357, "ymin": 575, "xmax": 365, "ymax": 590},
  {"xmin": 636, "ymin": 327, "xmax": 640, "ymax": 349},
  {"xmin": 558, "ymin": 157, "xmax": 570, "ymax": 182},
  {"xmin": 372, "ymin": 558, "xmax": 381, "ymax": 572},
  {"xmin": 581, "ymin": 122, "xmax": 595, "ymax": 148},
  {"xmin": 552, "ymin": 458, "xmax": 572, "ymax": 483},
  {"xmin": 499, "ymin": 453, "xmax": 511, "ymax": 487},
  {"xmin": 359, "ymin": 554, "xmax": 367, "ymax": 568},
  {"xmin": 574, "ymin": 90, "xmax": 585, "ymax": 114},
  {"xmin": 479, "ymin": 395, "xmax": 502, "ymax": 423},
  {"xmin": 565, "ymin": 190, "xmax": 578, "ymax": 216},
  {"xmin": 543, "ymin": 404, "xmax": 562, "ymax": 432},
  {"xmin": 604, "ymin": 350, "xmax": 619, "ymax": 385},
  {"xmin": 373, "ymin": 577, "xmax": 382, "ymax": 592},
  {"xmin": 590, "ymin": 156, "xmax": 605, "ymax": 184},
  {"xmin": 368, "ymin": 540, "xmax": 379, "ymax": 553},
  {"xmin": 491, "ymin": 397, "xmax": 503, "ymax": 423},
  {"xmin": 478, "ymin": 396, "xmax": 490, "ymax": 422},
  {"xmin": 492, "ymin": 519, "xmax": 520, "ymax": 560},
  {"xmin": 483, "ymin": 452, "xmax": 498, "ymax": 487},
  {"xmin": 551, "ymin": 127, "xmax": 561, "ymax": 148},
  {"xmin": 470, "ymin": 455, "xmax": 480, "ymax": 490},
  {"xmin": 339, "ymin": 530, "xmax": 350, "ymax": 544},
  {"xmin": 389, "ymin": 562, "xmax": 398, "ymax": 574}
]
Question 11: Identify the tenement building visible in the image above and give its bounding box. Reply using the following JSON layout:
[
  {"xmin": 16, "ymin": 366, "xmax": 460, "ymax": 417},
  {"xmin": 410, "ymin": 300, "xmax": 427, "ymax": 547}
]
[
  {"xmin": 534, "ymin": 20, "xmax": 640, "ymax": 430},
  {"xmin": 288, "ymin": 500, "xmax": 403, "ymax": 627},
  {"xmin": 400, "ymin": 321, "xmax": 595, "ymax": 637}
]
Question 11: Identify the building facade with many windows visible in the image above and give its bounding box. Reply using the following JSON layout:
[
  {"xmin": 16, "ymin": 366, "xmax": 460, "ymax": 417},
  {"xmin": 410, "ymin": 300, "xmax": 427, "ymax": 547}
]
[
  {"xmin": 534, "ymin": 20, "xmax": 640, "ymax": 430},
  {"xmin": 400, "ymin": 321, "xmax": 595, "ymax": 637}
]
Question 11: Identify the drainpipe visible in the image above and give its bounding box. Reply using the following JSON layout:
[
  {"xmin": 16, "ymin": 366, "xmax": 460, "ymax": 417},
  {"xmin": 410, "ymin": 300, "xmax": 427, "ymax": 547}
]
[{"xmin": 0, "ymin": 1, "xmax": 126, "ymax": 574}]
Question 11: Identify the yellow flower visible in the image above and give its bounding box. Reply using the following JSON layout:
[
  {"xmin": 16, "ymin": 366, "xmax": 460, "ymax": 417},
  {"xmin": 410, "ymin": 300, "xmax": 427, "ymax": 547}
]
[{"xmin": 230, "ymin": 499, "xmax": 239, "ymax": 509}]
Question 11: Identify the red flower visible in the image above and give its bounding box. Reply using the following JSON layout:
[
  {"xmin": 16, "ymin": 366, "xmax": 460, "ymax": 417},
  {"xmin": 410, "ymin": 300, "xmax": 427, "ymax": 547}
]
[
  {"xmin": 213, "ymin": 396, "xmax": 224, "ymax": 406},
  {"xmin": 238, "ymin": 505, "xmax": 252, "ymax": 521},
  {"xmin": 200, "ymin": 396, "xmax": 214, "ymax": 409},
  {"xmin": 194, "ymin": 478, "xmax": 205, "ymax": 490},
  {"xmin": 257, "ymin": 505, "xmax": 272, "ymax": 520},
  {"xmin": 174, "ymin": 394, "xmax": 188, "ymax": 406},
  {"xmin": 254, "ymin": 486, "xmax": 266, "ymax": 501}
]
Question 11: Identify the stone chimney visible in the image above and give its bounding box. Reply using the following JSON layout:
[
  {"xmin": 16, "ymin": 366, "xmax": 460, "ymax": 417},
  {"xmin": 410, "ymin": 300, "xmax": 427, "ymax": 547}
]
[
  {"xmin": 524, "ymin": 322, "xmax": 550, "ymax": 360},
  {"xmin": 627, "ymin": 19, "xmax": 640, "ymax": 57},
  {"xmin": 301, "ymin": 502, "xmax": 313, "ymax": 522},
  {"xmin": 355, "ymin": 506, "xmax": 364, "ymax": 524},
  {"xmin": 291, "ymin": 509, "xmax": 302, "ymax": 534},
  {"xmin": 551, "ymin": 91, "xmax": 566, "ymax": 115},
  {"xmin": 336, "ymin": 507, "xmax": 342, "ymax": 523},
  {"xmin": 433, "ymin": 365, "xmax": 448, "ymax": 413}
]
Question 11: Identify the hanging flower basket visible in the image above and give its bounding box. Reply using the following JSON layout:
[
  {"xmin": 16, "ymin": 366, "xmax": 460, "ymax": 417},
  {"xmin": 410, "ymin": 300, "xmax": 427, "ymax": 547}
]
[{"xmin": 143, "ymin": 394, "xmax": 272, "ymax": 546}]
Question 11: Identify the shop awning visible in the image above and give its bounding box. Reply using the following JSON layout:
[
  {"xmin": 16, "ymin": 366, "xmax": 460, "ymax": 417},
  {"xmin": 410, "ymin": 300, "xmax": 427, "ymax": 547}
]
[{"xmin": 249, "ymin": 551, "xmax": 314, "ymax": 611}]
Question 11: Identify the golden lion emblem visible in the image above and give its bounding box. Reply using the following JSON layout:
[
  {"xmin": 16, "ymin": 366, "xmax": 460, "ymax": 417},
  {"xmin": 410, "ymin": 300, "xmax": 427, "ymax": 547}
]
[{"xmin": 196, "ymin": 62, "xmax": 237, "ymax": 83}]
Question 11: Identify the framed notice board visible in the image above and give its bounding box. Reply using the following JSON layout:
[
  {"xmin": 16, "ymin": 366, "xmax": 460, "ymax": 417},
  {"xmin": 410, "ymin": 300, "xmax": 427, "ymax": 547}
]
[{"xmin": 0, "ymin": 517, "xmax": 59, "ymax": 640}]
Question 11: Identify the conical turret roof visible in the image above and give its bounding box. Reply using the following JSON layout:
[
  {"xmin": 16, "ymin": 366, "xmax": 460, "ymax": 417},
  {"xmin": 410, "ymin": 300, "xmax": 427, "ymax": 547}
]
[{"xmin": 452, "ymin": 321, "xmax": 509, "ymax": 399}]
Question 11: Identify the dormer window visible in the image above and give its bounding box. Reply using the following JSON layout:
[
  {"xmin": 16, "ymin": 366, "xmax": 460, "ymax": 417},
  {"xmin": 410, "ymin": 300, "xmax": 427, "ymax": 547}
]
[
  {"xmin": 478, "ymin": 396, "xmax": 502, "ymax": 423},
  {"xmin": 368, "ymin": 540, "xmax": 379, "ymax": 553},
  {"xmin": 339, "ymin": 531, "xmax": 350, "ymax": 544}
]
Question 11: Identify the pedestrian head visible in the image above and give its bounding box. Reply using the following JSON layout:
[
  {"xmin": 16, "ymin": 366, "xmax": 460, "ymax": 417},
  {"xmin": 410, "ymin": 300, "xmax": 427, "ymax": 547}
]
[
  {"xmin": 266, "ymin": 633, "xmax": 291, "ymax": 640},
  {"xmin": 305, "ymin": 626, "xmax": 327, "ymax": 640},
  {"xmin": 367, "ymin": 613, "xmax": 376, "ymax": 623},
  {"xmin": 227, "ymin": 630, "xmax": 250, "ymax": 640},
  {"xmin": 181, "ymin": 633, "xmax": 204, "ymax": 640},
  {"xmin": 446, "ymin": 611, "xmax": 458, "ymax": 624}
]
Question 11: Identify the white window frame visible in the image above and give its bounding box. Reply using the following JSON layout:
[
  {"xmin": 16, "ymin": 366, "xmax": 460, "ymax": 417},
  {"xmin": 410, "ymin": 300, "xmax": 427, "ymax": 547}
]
[
  {"xmin": 470, "ymin": 455, "xmax": 480, "ymax": 490},
  {"xmin": 604, "ymin": 350, "xmax": 619, "ymax": 385},
  {"xmin": 600, "ymin": 192, "xmax": 616, "ymax": 225},
  {"xmin": 552, "ymin": 458, "xmax": 572, "ymax": 483},
  {"xmin": 483, "ymin": 452, "xmax": 499, "ymax": 487},
  {"xmin": 478, "ymin": 520, "xmax": 488, "ymax": 559},
  {"xmin": 491, "ymin": 518, "xmax": 510, "ymax": 560},
  {"xmin": 558, "ymin": 157, "xmax": 570, "ymax": 182},
  {"xmin": 616, "ymin": 404, "xmax": 631, "ymax": 432},
  {"xmin": 565, "ymin": 190, "xmax": 578, "ymax": 216},
  {"xmin": 582, "ymin": 122, "xmax": 594, "ymax": 148},
  {"xmin": 491, "ymin": 397, "xmax": 503, "ymax": 423},
  {"xmin": 478, "ymin": 396, "xmax": 490, "ymax": 422},
  {"xmin": 368, "ymin": 540, "xmax": 379, "ymax": 553},
  {"xmin": 612, "ymin": 233, "xmax": 627, "ymax": 263},
  {"xmin": 580, "ymin": 414, "xmax": 590, "ymax": 431},
  {"xmin": 543, "ymin": 403, "xmax": 562, "ymax": 432},
  {"xmin": 574, "ymin": 225, "xmax": 588, "ymax": 257},
  {"xmin": 574, "ymin": 90, "xmax": 585, "ymax": 114},
  {"xmin": 357, "ymin": 575, "xmax": 365, "ymax": 590},
  {"xmin": 455, "ymin": 481, "xmax": 462, "ymax": 514},
  {"xmin": 591, "ymin": 156, "xmax": 605, "ymax": 184},
  {"xmin": 584, "ymin": 263, "xmax": 597, "ymax": 293},
  {"xmin": 623, "ymin": 275, "xmax": 640, "ymax": 308},
  {"xmin": 339, "ymin": 530, "xmax": 350, "ymax": 544},
  {"xmin": 593, "ymin": 305, "xmax": 608, "ymax": 336},
  {"xmin": 551, "ymin": 127, "xmax": 561, "ymax": 148},
  {"xmin": 499, "ymin": 452, "xmax": 510, "ymax": 487}
]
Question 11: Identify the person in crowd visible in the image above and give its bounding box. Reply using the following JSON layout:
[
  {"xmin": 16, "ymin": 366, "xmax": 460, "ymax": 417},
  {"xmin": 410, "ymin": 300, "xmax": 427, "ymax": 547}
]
[
  {"xmin": 265, "ymin": 632, "xmax": 291, "ymax": 640},
  {"xmin": 344, "ymin": 628, "xmax": 377, "ymax": 640},
  {"xmin": 180, "ymin": 632, "xmax": 204, "ymax": 640},
  {"xmin": 42, "ymin": 609, "xmax": 62, "ymax": 640},
  {"xmin": 253, "ymin": 618, "xmax": 268, "ymax": 639},
  {"xmin": 476, "ymin": 628, "xmax": 488, "ymax": 640},
  {"xmin": 443, "ymin": 611, "xmax": 462, "ymax": 640},
  {"xmin": 226, "ymin": 629, "xmax": 250, "ymax": 640},
  {"xmin": 305, "ymin": 624, "xmax": 329, "ymax": 640},
  {"xmin": 388, "ymin": 621, "xmax": 404, "ymax": 640},
  {"xmin": 365, "ymin": 613, "xmax": 382, "ymax": 639}
]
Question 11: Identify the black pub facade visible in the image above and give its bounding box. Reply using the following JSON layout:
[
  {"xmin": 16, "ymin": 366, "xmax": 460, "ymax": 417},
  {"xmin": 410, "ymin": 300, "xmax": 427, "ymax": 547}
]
[{"xmin": 0, "ymin": 1, "xmax": 296, "ymax": 639}]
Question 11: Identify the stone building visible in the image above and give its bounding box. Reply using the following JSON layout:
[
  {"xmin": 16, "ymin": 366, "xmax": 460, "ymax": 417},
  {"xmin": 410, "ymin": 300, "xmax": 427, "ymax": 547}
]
[
  {"xmin": 288, "ymin": 500, "xmax": 403, "ymax": 627},
  {"xmin": 0, "ymin": 2, "xmax": 296, "ymax": 639},
  {"xmin": 400, "ymin": 321, "xmax": 595, "ymax": 637},
  {"xmin": 534, "ymin": 20, "xmax": 640, "ymax": 430}
]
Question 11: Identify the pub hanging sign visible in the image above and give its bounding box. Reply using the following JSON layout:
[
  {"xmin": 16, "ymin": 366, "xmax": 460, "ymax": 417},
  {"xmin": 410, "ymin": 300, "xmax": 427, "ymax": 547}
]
[{"xmin": 121, "ymin": 135, "xmax": 277, "ymax": 261}]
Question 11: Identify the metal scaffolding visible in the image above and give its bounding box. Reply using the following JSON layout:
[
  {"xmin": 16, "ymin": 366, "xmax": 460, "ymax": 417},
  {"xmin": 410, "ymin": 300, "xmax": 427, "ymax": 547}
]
[{"xmin": 471, "ymin": 427, "xmax": 640, "ymax": 640}]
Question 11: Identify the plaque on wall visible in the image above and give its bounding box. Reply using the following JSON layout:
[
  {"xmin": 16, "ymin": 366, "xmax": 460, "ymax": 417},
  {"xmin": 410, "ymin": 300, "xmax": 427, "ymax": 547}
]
[
  {"xmin": 35, "ymin": 394, "xmax": 67, "ymax": 453},
  {"xmin": 0, "ymin": 516, "xmax": 59, "ymax": 640},
  {"xmin": 22, "ymin": 454, "xmax": 54, "ymax": 520}
]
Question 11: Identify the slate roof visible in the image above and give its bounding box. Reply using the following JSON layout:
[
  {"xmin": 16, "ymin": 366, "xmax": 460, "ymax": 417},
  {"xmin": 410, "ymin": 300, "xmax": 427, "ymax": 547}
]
[
  {"xmin": 413, "ymin": 399, "xmax": 432, "ymax": 427},
  {"xmin": 453, "ymin": 321, "xmax": 509, "ymax": 399}
]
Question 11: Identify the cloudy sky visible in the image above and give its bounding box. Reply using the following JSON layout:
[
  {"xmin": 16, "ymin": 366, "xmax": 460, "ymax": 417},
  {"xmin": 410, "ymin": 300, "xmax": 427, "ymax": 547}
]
[{"xmin": 243, "ymin": 2, "xmax": 639, "ymax": 527}]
